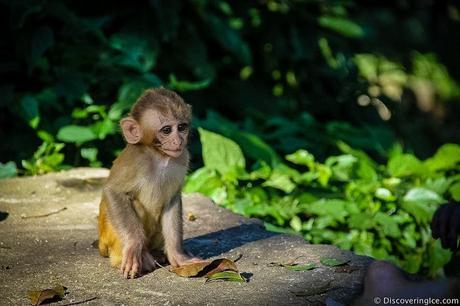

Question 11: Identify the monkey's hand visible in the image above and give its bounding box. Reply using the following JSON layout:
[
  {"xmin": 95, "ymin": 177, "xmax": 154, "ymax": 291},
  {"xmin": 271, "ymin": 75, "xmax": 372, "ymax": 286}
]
[
  {"xmin": 168, "ymin": 251, "xmax": 203, "ymax": 268},
  {"xmin": 121, "ymin": 241, "xmax": 142, "ymax": 279}
]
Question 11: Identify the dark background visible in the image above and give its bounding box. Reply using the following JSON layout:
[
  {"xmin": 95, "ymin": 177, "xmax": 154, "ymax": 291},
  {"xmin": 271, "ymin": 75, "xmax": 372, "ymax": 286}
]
[{"xmin": 1, "ymin": 0, "xmax": 459, "ymax": 171}]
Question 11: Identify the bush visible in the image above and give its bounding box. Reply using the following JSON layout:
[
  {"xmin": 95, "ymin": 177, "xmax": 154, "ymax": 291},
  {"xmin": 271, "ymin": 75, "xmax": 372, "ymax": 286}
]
[{"xmin": 185, "ymin": 128, "xmax": 460, "ymax": 277}]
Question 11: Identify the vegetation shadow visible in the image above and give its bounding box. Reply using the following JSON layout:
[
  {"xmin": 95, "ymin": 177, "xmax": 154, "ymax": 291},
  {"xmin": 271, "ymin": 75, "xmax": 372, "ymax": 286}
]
[{"xmin": 184, "ymin": 223, "xmax": 278, "ymax": 259}]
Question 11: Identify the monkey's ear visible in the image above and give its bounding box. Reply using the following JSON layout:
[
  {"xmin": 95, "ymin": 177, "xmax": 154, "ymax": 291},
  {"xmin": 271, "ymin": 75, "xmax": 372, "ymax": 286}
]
[{"xmin": 120, "ymin": 117, "xmax": 142, "ymax": 144}]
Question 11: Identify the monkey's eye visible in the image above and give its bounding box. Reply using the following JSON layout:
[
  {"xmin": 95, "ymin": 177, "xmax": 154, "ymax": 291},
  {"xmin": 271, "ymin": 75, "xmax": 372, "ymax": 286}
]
[
  {"xmin": 160, "ymin": 126, "xmax": 172, "ymax": 135},
  {"xmin": 178, "ymin": 123, "xmax": 189, "ymax": 132}
]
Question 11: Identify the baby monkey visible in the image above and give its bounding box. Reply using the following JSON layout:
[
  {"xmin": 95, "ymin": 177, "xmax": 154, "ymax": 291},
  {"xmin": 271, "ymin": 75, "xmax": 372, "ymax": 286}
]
[{"xmin": 98, "ymin": 88, "xmax": 199, "ymax": 278}]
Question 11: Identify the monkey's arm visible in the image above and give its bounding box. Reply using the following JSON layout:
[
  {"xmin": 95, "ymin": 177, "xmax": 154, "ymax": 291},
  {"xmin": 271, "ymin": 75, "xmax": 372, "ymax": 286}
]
[
  {"xmin": 161, "ymin": 193, "xmax": 200, "ymax": 267},
  {"xmin": 104, "ymin": 186, "xmax": 155, "ymax": 278}
]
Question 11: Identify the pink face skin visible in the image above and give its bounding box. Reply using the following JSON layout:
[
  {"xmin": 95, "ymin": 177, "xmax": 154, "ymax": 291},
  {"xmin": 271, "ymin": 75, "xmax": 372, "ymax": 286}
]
[{"xmin": 143, "ymin": 110, "xmax": 190, "ymax": 158}]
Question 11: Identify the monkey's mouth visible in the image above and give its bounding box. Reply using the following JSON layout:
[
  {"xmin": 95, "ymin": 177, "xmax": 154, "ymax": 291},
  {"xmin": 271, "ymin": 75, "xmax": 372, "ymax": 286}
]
[{"xmin": 163, "ymin": 148, "xmax": 183, "ymax": 155}]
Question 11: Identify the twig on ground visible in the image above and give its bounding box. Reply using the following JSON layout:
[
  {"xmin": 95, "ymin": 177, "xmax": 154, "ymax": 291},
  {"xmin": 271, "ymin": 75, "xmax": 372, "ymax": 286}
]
[{"xmin": 21, "ymin": 207, "xmax": 67, "ymax": 219}]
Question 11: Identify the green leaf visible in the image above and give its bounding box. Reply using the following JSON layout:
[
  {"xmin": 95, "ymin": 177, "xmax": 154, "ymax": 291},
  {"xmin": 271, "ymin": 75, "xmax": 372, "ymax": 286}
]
[
  {"xmin": 374, "ymin": 212, "xmax": 401, "ymax": 238},
  {"xmin": 403, "ymin": 187, "xmax": 444, "ymax": 205},
  {"xmin": 198, "ymin": 128, "xmax": 245, "ymax": 175},
  {"xmin": 348, "ymin": 213, "xmax": 374, "ymax": 230},
  {"xmin": 320, "ymin": 257, "xmax": 349, "ymax": 266},
  {"xmin": 168, "ymin": 74, "xmax": 211, "ymax": 92},
  {"xmin": 316, "ymin": 164, "xmax": 332, "ymax": 187},
  {"xmin": 318, "ymin": 16, "xmax": 364, "ymax": 38},
  {"xmin": 0, "ymin": 161, "xmax": 17, "ymax": 179},
  {"xmin": 374, "ymin": 188, "xmax": 396, "ymax": 201},
  {"xmin": 248, "ymin": 162, "xmax": 272, "ymax": 180},
  {"xmin": 387, "ymin": 154, "xmax": 423, "ymax": 177},
  {"xmin": 427, "ymin": 240, "xmax": 452, "ymax": 277},
  {"xmin": 81, "ymin": 147, "xmax": 98, "ymax": 162},
  {"xmin": 57, "ymin": 125, "xmax": 97, "ymax": 144},
  {"xmin": 402, "ymin": 188, "xmax": 444, "ymax": 223},
  {"xmin": 284, "ymin": 263, "xmax": 317, "ymax": 271},
  {"xmin": 337, "ymin": 141, "xmax": 376, "ymax": 168},
  {"xmin": 325, "ymin": 154, "xmax": 357, "ymax": 181},
  {"xmin": 205, "ymin": 271, "xmax": 246, "ymax": 283},
  {"xmin": 263, "ymin": 171, "xmax": 296, "ymax": 193},
  {"xmin": 449, "ymin": 182, "xmax": 460, "ymax": 201},
  {"xmin": 304, "ymin": 199, "xmax": 349, "ymax": 222},
  {"xmin": 290, "ymin": 216, "xmax": 302, "ymax": 232},
  {"xmin": 286, "ymin": 150, "xmax": 315, "ymax": 168},
  {"xmin": 231, "ymin": 131, "xmax": 280, "ymax": 167},
  {"xmin": 424, "ymin": 144, "xmax": 460, "ymax": 172},
  {"xmin": 184, "ymin": 168, "xmax": 223, "ymax": 195}
]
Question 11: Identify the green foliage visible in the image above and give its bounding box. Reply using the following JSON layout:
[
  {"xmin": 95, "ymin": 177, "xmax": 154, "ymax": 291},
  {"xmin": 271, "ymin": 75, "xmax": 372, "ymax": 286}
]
[
  {"xmin": 0, "ymin": 162, "xmax": 17, "ymax": 179},
  {"xmin": 1, "ymin": 1, "xmax": 459, "ymax": 169},
  {"xmin": 22, "ymin": 141, "xmax": 65, "ymax": 175},
  {"xmin": 186, "ymin": 130, "xmax": 459, "ymax": 276},
  {"xmin": 0, "ymin": 0, "xmax": 459, "ymax": 278}
]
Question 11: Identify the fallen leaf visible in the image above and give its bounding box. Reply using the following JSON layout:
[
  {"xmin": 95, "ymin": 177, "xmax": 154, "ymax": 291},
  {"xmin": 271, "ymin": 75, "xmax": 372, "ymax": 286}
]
[
  {"xmin": 170, "ymin": 258, "xmax": 239, "ymax": 278},
  {"xmin": 320, "ymin": 257, "xmax": 349, "ymax": 267},
  {"xmin": 205, "ymin": 271, "xmax": 246, "ymax": 283},
  {"xmin": 27, "ymin": 285, "xmax": 66, "ymax": 305},
  {"xmin": 187, "ymin": 212, "xmax": 197, "ymax": 221},
  {"xmin": 267, "ymin": 260, "xmax": 317, "ymax": 271},
  {"xmin": 203, "ymin": 258, "xmax": 238, "ymax": 277},
  {"xmin": 284, "ymin": 263, "xmax": 317, "ymax": 271},
  {"xmin": 170, "ymin": 261, "xmax": 210, "ymax": 277}
]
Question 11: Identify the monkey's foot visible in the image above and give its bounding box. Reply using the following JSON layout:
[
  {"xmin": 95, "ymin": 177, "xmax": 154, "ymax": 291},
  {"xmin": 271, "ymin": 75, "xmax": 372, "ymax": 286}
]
[{"xmin": 168, "ymin": 252, "xmax": 203, "ymax": 268}]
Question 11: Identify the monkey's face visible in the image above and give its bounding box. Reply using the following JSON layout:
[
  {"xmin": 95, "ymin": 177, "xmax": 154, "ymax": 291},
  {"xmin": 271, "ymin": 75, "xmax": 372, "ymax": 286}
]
[{"xmin": 144, "ymin": 110, "xmax": 189, "ymax": 158}]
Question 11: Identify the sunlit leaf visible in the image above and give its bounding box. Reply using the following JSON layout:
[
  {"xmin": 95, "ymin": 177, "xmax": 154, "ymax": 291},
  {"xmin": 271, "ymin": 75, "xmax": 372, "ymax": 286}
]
[
  {"xmin": 198, "ymin": 128, "xmax": 245, "ymax": 175},
  {"xmin": 424, "ymin": 144, "xmax": 460, "ymax": 172},
  {"xmin": 286, "ymin": 150, "xmax": 315, "ymax": 168},
  {"xmin": 449, "ymin": 182, "xmax": 460, "ymax": 201},
  {"xmin": 27, "ymin": 285, "xmax": 66, "ymax": 305},
  {"xmin": 388, "ymin": 154, "xmax": 423, "ymax": 177},
  {"xmin": 57, "ymin": 125, "xmax": 97, "ymax": 144},
  {"xmin": 402, "ymin": 188, "xmax": 444, "ymax": 223},
  {"xmin": 170, "ymin": 258, "xmax": 239, "ymax": 278}
]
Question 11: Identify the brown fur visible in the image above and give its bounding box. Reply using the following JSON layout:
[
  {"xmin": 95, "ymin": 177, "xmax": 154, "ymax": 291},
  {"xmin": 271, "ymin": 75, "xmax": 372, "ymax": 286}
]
[{"xmin": 98, "ymin": 88, "xmax": 198, "ymax": 278}]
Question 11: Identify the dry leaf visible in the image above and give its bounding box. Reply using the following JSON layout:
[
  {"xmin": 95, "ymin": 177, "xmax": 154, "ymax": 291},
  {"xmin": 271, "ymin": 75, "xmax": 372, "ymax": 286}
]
[
  {"xmin": 187, "ymin": 212, "xmax": 196, "ymax": 221},
  {"xmin": 170, "ymin": 261, "xmax": 210, "ymax": 277},
  {"xmin": 203, "ymin": 258, "xmax": 238, "ymax": 277},
  {"xmin": 27, "ymin": 285, "xmax": 66, "ymax": 305},
  {"xmin": 170, "ymin": 258, "xmax": 239, "ymax": 279}
]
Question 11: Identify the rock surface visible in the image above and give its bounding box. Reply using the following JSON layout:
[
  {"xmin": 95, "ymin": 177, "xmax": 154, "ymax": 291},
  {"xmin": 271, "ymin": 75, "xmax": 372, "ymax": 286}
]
[{"xmin": 0, "ymin": 168, "xmax": 372, "ymax": 305}]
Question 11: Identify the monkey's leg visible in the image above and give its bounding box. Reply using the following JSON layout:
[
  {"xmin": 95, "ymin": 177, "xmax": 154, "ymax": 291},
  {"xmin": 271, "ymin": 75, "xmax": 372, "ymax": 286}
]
[{"xmin": 98, "ymin": 197, "xmax": 123, "ymax": 267}]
